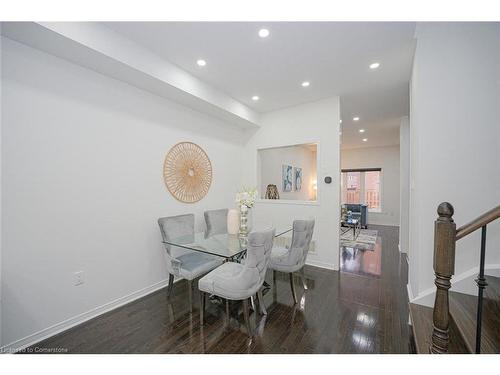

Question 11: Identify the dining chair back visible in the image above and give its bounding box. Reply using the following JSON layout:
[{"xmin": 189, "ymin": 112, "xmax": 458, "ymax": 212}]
[
  {"xmin": 158, "ymin": 214, "xmax": 194, "ymax": 264},
  {"xmin": 269, "ymin": 218, "xmax": 315, "ymax": 304},
  {"xmin": 158, "ymin": 213, "xmax": 222, "ymax": 312},
  {"xmin": 204, "ymin": 208, "xmax": 228, "ymax": 237},
  {"xmin": 245, "ymin": 227, "xmax": 276, "ymax": 287},
  {"xmin": 288, "ymin": 219, "xmax": 315, "ymax": 271}
]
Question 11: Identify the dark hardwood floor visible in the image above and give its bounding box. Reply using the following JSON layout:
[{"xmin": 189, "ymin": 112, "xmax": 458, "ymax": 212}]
[{"xmin": 28, "ymin": 225, "xmax": 410, "ymax": 353}]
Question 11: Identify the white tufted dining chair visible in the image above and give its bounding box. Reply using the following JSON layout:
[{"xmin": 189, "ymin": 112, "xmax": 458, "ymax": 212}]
[
  {"xmin": 198, "ymin": 227, "xmax": 275, "ymax": 337},
  {"xmin": 268, "ymin": 219, "xmax": 315, "ymax": 304}
]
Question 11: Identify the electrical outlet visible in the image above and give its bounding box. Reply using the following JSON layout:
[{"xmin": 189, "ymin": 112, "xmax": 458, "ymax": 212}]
[{"xmin": 73, "ymin": 271, "xmax": 85, "ymax": 286}]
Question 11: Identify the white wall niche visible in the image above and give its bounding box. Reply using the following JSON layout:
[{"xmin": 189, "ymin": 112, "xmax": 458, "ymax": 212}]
[{"xmin": 257, "ymin": 142, "xmax": 318, "ymax": 203}]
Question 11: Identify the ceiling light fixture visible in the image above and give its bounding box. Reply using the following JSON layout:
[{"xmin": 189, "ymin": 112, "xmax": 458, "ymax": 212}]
[
  {"xmin": 362, "ymin": 138, "xmax": 368, "ymax": 142},
  {"xmin": 359, "ymin": 129, "xmax": 365, "ymax": 133},
  {"xmin": 353, "ymin": 117, "xmax": 360, "ymax": 121},
  {"xmin": 340, "ymin": 120, "xmax": 342, "ymax": 124},
  {"xmin": 369, "ymin": 62, "xmax": 380, "ymax": 69},
  {"xmin": 258, "ymin": 28, "xmax": 270, "ymax": 38},
  {"xmin": 301, "ymin": 81, "xmax": 310, "ymax": 87},
  {"xmin": 252, "ymin": 96, "xmax": 260, "ymax": 101},
  {"xmin": 196, "ymin": 59, "xmax": 206, "ymax": 67}
]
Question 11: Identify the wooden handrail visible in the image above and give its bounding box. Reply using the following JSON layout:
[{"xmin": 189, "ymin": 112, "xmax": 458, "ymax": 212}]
[{"xmin": 456, "ymin": 205, "xmax": 500, "ymax": 241}]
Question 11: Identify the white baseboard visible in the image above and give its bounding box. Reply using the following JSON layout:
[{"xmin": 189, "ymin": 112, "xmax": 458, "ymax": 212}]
[
  {"xmin": 407, "ymin": 283, "xmax": 414, "ymax": 301},
  {"xmin": 367, "ymin": 221, "xmax": 400, "ymax": 227},
  {"xmin": 306, "ymin": 259, "xmax": 337, "ymax": 271},
  {"xmin": 409, "ymin": 263, "xmax": 500, "ymax": 308},
  {"xmin": 1, "ymin": 277, "xmax": 178, "ymax": 353}
]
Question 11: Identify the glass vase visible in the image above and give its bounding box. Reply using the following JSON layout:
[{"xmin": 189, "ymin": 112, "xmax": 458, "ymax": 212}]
[{"xmin": 239, "ymin": 204, "xmax": 249, "ymax": 237}]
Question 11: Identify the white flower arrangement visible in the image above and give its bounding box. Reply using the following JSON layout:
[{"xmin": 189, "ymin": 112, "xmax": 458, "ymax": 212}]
[{"xmin": 235, "ymin": 187, "xmax": 258, "ymax": 208}]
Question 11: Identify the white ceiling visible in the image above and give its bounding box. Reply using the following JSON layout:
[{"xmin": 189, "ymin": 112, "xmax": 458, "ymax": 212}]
[{"xmin": 103, "ymin": 22, "xmax": 416, "ymax": 149}]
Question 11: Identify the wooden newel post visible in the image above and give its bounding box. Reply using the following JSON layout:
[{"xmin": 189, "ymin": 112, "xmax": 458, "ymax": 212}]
[{"xmin": 430, "ymin": 202, "xmax": 456, "ymax": 354}]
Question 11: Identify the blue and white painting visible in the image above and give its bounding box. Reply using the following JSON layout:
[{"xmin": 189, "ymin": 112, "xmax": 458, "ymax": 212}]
[
  {"xmin": 294, "ymin": 167, "xmax": 302, "ymax": 191},
  {"xmin": 282, "ymin": 164, "xmax": 293, "ymax": 192}
]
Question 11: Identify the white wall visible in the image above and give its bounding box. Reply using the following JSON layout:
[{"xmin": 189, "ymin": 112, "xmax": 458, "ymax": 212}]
[
  {"xmin": 1, "ymin": 37, "xmax": 248, "ymax": 348},
  {"xmin": 259, "ymin": 145, "xmax": 317, "ymax": 201},
  {"xmin": 409, "ymin": 23, "xmax": 500, "ymax": 303},
  {"xmin": 341, "ymin": 145, "xmax": 400, "ymax": 226},
  {"xmin": 242, "ymin": 97, "xmax": 341, "ymax": 270},
  {"xmin": 399, "ymin": 117, "xmax": 410, "ymax": 253}
]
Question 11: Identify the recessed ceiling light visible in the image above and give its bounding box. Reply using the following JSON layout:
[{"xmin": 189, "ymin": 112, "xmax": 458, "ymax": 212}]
[
  {"xmin": 196, "ymin": 59, "xmax": 206, "ymax": 67},
  {"xmin": 353, "ymin": 117, "xmax": 360, "ymax": 121},
  {"xmin": 301, "ymin": 81, "xmax": 310, "ymax": 87},
  {"xmin": 258, "ymin": 28, "xmax": 270, "ymax": 38},
  {"xmin": 369, "ymin": 62, "xmax": 380, "ymax": 69},
  {"xmin": 340, "ymin": 120, "xmax": 342, "ymax": 124},
  {"xmin": 362, "ymin": 138, "xmax": 368, "ymax": 142},
  {"xmin": 359, "ymin": 129, "xmax": 365, "ymax": 133},
  {"xmin": 252, "ymin": 96, "xmax": 260, "ymax": 101}
]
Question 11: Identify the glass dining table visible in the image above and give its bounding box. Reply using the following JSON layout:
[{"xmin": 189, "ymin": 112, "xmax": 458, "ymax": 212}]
[
  {"xmin": 162, "ymin": 226, "xmax": 292, "ymax": 262},
  {"xmin": 163, "ymin": 226, "xmax": 292, "ymax": 307}
]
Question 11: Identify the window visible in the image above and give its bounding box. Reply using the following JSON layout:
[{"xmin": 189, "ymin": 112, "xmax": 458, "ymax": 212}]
[{"xmin": 341, "ymin": 169, "xmax": 381, "ymax": 211}]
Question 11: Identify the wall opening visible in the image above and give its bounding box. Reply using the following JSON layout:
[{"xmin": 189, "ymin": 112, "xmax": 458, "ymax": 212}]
[{"xmin": 257, "ymin": 143, "xmax": 318, "ymax": 202}]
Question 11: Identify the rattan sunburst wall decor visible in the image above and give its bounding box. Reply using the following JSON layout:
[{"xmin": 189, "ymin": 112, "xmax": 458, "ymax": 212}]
[{"xmin": 163, "ymin": 142, "xmax": 212, "ymax": 203}]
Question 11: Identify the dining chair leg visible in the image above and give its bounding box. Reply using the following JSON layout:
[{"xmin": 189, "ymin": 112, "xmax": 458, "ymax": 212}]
[
  {"xmin": 300, "ymin": 268, "xmax": 308, "ymax": 290},
  {"xmin": 225, "ymin": 299, "xmax": 230, "ymax": 325},
  {"xmin": 250, "ymin": 295, "xmax": 256, "ymax": 312},
  {"xmin": 257, "ymin": 289, "xmax": 267, "ymax": 315},
  {"xmin": 188, "ymin": 279, "xmax": 193, "ymax": 313},
  {"xmin": 167, "ymin": 274, "xmax": 174, "ymax": 298},
  {"xmin": 289, "ymin": 273, "xmax": 298, "ymax": 304},
  {"xmin": 272, "ymin": 270, "xmax": 278, "ymax": 302},
  {"xmin": 200, "ymin": 291, "xmax": 206, "ymax": 326},
  {"xmin": 242, "ymin": 299, "xmax": 252, "ymax": 337}
]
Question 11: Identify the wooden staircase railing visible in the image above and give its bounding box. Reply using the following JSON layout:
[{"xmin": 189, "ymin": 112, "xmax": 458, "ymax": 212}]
[{"xmin": 430, "ymin": 202, "xmax": 500, "ymax": 354}]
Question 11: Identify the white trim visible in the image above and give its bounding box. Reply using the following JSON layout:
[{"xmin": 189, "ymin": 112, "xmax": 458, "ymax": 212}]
[
  {"xmin": 256, "ymin": 199, "xmax": 319, "ymax": 206},
  {"xmin": 256, "ymin": 140, "xmax": 320, "ymax": 152},
  {"xmin": 0, "ymin": 277, "xmax": 178, "ymax": 353},
  {"xmin": 407, "ymin": 283, "xmax": 415, "ymax": 301},
  {"xmin": 306, "ymin": 259, "xmax": 337, "ymax": 271}
]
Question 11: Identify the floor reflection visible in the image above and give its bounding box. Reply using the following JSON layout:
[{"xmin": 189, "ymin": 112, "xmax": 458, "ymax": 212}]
[
  {"xmin": 356, "ymin": 312, "xmax": 375, "ymax": 327},
  {"xmin": 340, "ymin": 236, "xmax": 382, "ymax": 277}
]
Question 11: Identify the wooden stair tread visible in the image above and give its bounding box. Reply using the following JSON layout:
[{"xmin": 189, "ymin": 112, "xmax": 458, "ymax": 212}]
[
  {"xmin": 449, "ymin": 288, "xmax": 500, "ymax": 354},
  {"xmin": 485, "ymin": 275, "xmax": 500, "ymax": 302},
  {"xmin": 409, "ymin": 303, "xmax": 468, "ymax": 354}
]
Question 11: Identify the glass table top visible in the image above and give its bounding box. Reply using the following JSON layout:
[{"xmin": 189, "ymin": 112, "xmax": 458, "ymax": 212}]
[{"xmin": 163, "ymin": 227, "xmax": 292, "ymax": 259}]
